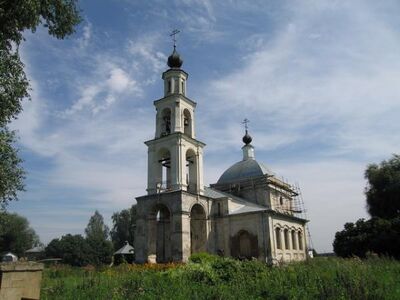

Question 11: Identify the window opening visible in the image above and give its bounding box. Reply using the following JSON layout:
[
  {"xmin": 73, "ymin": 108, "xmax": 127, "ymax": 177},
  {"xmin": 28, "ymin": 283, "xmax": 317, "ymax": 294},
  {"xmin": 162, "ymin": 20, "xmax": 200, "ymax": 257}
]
[{"xmin": 275, "ymin": 228, "xmax": 281, "ymax": 249}]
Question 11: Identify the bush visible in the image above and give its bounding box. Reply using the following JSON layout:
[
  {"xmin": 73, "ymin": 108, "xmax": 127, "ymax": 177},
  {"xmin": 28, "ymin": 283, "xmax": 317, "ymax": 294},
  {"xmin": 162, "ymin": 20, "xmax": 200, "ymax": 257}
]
[{"xmin": 189, "ymin": 252, "xmax": 219, "ymax": 264}]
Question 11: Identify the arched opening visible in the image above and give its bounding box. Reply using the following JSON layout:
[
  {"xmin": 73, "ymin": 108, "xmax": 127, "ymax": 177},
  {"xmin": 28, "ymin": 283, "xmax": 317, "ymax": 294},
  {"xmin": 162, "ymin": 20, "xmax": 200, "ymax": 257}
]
[
  {"xmin": 148, "ymin": 204, "xmax": 172, "ymax": 263},
  {"xmin": 161, "ymin": 108, "xmax": 171, "ymax": 136},
  {"xmin": 158, "ymin": 148, "xmax": 171, "ymax": 191},
  {"xmin": 291, "ymin": 230, "xmax": 297, "ymax": 250},
  {"xmin": 231, "ymin": 230, "xmax": 258, "ymax": 259},
  {"xmin": 186, "ymin": 148, "xmax": 197, "ymax": 193},
  {"xmin": 183, "ymin": 109, "xmax": 192, "ymax": 137},
  {"xmin": 181, "ymin": 80, "xmax": 185, "ymax": 95},
  {"xmin": 190, "ymin": 204, "xmax": 207, "ymax": 254},
  {"xmin": 298, "ymin": 232, "xmax": 303, "ymax": 250},
  {"xmin": 284, "ymin": 229, "xmax": 290, "ymax": 250},
  {"xmin": 275, "ymin": 227, "xmax": 282, "ymax": 249},
  {"xmin": 238, "ymin": 231, "xmax": 252, "ymax": 259}
]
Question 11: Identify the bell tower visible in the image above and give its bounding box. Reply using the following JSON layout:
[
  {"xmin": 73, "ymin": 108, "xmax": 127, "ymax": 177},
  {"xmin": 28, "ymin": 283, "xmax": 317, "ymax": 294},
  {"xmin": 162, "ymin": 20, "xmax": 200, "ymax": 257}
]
[{"xmin": 145, "ymin": 42, "xmax": 205, "ymax": 195}]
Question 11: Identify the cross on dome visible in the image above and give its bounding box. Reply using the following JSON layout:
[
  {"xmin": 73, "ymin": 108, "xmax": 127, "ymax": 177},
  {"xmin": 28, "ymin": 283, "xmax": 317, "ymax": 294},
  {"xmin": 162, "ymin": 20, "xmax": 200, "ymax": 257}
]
[
  {"xmin": 167, "ymin": 29, "xmax": 183, "ymax": 68},
  {"xmin": 242, "ymin": 118, "xmax": 252, "ymax": 145}
]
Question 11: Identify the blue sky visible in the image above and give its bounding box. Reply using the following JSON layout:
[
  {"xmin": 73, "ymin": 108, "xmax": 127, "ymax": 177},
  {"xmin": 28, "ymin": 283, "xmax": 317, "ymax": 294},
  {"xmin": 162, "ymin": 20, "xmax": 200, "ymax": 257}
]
[{"xmin": 8, "ymin": 0, "xmax": 400, "ymax": 252}]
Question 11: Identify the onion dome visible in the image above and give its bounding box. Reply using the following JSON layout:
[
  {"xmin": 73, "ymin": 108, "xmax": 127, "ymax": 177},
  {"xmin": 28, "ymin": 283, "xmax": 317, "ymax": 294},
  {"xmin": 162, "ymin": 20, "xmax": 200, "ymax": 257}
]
[
  {"xmin": 167, "ymin": 46, "xmax": 183, "ymax": 68},
  {"xmin": 242, "ymin": 130, "xmax": 252, "ymax": 145}
]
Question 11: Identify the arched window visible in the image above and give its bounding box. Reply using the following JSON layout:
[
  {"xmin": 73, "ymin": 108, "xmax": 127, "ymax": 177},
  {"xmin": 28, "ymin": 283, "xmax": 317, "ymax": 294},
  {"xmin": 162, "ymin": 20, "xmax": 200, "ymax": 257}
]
[
  {"xmin": 298, "ymin": 232, "xmax": 303, "ymax": 250},
  {"xmin": 275, "ymin": 227, "xmax": 282, "ymax": 249},
  {"xmin": 174, "ymin": 79, "xmax": 179, "ymax": 93},
  {"xmin": 161, "ymin": 108, "xmax": 171, "ymax": 136},
  {"xmin": 168, "ymin": 80, "xmax": 172, "ymax": 93},
  {"xmin": 291, "ymin": 230, "xmax": 297, "ymax": 250},
  {"xmin": 186, "ymin": 148, "xmax": 197, "ymax": 192},
  {"xmin": 284, "ymin": 229, "xmax": 290, "ymax": 250},
  {"xmin": 183, "ymin": 109, "xmax": 192, "ymax": 137}
]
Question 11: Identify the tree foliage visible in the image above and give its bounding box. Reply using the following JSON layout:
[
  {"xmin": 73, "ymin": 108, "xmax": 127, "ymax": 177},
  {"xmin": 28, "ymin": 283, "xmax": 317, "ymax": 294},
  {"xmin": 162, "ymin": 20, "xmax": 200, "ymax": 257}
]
[
  {"xmin": 45, "ymin": 234, "xmax": 90, "ymax": 266},
  {"xmin": 110, "ymin": 205, "xmax": 136, "ymax": 250},
  {"xmin": 0, "ymin": 211, "xmax": 40, "ymax": 256},
  {"xmin": 0, "ymin": 0, "xmax": 81, "ymax": 206},
  {"xmin": 334, "ymin": 154, "xmax": 400, "ymax": 258},
  {"xmin": 365, "ymin": 154, "xmax": 400, "ymax": 219},
  {"xmin": 333, "ymin": 218, "xmax": 400, "ymax": 259},
  {"xmin": 0, "ymin": 129, "xmax": 25, "ymax": 208},
  {"xmin": 85, "ymin": 210, "xmax": 113, "ymax": 265}
]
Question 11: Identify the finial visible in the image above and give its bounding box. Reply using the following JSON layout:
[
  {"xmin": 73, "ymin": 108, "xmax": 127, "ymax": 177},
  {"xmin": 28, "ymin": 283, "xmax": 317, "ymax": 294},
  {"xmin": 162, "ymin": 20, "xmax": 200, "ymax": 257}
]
[
  {"xmin": 242, "ymin": 118, "xmax": 252, "ymax": 145},
  {"xmin": 167, "ymin": 29, "xmax": 183, "ymax": 68},
  {"xmin": 170, "ymin": 29, "xmax": 180, "ymax": 48}
]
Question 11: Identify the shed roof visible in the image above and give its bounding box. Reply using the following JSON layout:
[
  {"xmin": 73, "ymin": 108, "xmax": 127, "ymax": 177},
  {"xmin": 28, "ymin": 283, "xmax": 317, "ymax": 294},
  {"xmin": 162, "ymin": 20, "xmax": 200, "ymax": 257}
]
[{"xmin": 114, "ymin": 242, "xmax": 134, "ymax": 255}]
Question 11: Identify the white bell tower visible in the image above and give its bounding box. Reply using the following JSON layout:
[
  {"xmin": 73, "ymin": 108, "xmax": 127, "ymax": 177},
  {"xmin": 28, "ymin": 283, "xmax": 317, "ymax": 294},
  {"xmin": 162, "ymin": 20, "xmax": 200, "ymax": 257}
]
[{"xmin": 145, "ymin": 43, "xmax": 205, "ymax": 195}]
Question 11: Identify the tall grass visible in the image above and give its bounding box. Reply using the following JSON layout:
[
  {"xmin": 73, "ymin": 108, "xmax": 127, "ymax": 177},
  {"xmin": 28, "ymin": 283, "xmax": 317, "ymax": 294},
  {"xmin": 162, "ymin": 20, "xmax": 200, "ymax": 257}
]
[{"xmin": 41, "ymin": 256, "xmax": 400, "ymax": 300}]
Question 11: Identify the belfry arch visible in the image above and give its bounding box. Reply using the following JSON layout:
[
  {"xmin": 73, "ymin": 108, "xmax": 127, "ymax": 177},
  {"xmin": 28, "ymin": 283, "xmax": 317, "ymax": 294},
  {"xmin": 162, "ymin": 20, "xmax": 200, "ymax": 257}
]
[
  {"xmin": 183, "ymin": 108, "xmax": 192, "ymax": 137},
  {"xmin": 158, "ymin": 148, "xmax": 171, "ymax": 190},
  {"xmin": 190, "ymin": 204, "xmax": 207, "ymax": 254},
  {"xmin": 186, "ymin": 148, "xmax": 198, "ymax": 192},
  {"xmin": 161, "ymin": 108, "xmax": 171, "ymax": 136},
  {"xmin": 147, "ymin": 204, "xmax": 172, "ymax": 263}
]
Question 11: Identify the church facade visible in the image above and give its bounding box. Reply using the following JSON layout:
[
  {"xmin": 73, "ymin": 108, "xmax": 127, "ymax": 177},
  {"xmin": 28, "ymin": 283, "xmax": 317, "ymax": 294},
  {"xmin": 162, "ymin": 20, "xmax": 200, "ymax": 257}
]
[{"xmin": 134, "ymin": 46, "xmax": 308, "ymax": 264}]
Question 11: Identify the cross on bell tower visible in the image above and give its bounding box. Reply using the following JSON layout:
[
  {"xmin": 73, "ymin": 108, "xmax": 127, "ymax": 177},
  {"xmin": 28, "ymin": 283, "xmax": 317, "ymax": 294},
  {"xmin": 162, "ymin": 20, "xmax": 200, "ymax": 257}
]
[{"xmin": 144, "ymin": 34, "xmax": 205, "ymax": 195}]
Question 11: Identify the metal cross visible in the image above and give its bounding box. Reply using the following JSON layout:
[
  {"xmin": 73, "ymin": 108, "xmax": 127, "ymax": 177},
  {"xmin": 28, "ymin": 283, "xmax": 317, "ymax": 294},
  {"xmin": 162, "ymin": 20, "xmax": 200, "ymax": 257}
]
[
  {"xmin": 170, "ymin": 29, "xmax": 180, "ymax": 47},
  {"xmin": 242, "ymin": 118, "xmax": 250, "ymax": 131}
]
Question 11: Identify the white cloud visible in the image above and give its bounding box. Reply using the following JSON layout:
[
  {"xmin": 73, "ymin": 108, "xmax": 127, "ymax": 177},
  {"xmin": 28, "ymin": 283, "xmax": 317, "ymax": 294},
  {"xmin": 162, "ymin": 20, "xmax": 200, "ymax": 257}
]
[
  {"xmin": 78, "ymin": 22, "xmax": 92, "ymax": 49},
  {"xmin": 107, "ymin": 68, "xmax": 133, "ymax": 92}
]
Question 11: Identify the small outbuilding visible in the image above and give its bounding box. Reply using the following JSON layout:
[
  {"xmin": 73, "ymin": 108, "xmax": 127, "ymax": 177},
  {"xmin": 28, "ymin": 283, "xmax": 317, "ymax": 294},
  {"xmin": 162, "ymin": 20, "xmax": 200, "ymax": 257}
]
[
  {"xmin": 25, "ymin": 246, "xmax": 45, "ymax": 261},
  {"xmin": 113, "ymin": 241, "xmax": 134, "ymax": 264},
  {"xmin": 2, "ymin": 252, "xmax": 18, "ymax": 262}
]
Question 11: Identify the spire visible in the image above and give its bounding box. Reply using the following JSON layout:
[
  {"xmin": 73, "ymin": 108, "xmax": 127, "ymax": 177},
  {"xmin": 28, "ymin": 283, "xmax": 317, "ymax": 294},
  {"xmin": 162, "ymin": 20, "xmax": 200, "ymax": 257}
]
[
  {"xmin": 241, "ymin": 118, "xmax": 254, "ymax": 160},
  {"xmin": 167, "ymin": 29, "xmax": 183, "ymax": 68}
]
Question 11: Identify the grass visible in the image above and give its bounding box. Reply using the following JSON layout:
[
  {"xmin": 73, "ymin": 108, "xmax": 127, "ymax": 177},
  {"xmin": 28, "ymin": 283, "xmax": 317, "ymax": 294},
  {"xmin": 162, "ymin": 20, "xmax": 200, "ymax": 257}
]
[{"xmin": 41, "ymin": 255, "xmax": 400, "ymax": 300}]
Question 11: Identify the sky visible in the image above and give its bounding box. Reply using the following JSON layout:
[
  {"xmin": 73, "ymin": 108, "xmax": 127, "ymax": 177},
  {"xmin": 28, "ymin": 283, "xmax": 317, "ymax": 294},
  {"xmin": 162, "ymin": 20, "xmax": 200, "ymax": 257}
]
[{"xmin": 7, "ymin": 0, "xmax": 400, "ymax": 253}]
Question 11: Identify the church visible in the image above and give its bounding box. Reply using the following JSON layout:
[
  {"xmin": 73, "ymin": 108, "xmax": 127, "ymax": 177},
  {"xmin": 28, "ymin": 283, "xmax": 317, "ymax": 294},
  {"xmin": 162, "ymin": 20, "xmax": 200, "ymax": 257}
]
[{"xmin": 134, "ymin": 43, "xmax": 309, "ymax": 264}]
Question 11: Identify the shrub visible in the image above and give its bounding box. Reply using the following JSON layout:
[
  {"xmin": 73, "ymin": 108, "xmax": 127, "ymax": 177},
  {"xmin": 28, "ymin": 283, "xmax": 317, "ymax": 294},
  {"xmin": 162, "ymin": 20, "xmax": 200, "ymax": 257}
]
[{"xmin": 189, "ymin": 252, "xmax": 219, "ymax": 264}]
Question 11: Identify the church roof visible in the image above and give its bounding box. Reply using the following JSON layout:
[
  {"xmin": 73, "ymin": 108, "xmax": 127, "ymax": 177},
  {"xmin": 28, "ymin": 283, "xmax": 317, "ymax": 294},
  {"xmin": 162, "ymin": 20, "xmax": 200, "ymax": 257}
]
[
  {"xmin": 216, "ymin": 131, "xmax": 273, "ymax": 185},
  {"xmin": 204, "ymin": 187, "xmax": 267, "ymax": 215},
  {"xmin": 217, "ymin": 158, "xmax": 272, "ymax": 184}
]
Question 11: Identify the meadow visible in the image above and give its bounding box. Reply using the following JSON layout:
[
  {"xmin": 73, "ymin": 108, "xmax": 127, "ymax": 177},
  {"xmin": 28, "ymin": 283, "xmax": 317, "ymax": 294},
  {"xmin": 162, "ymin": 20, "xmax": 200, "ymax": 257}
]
[{"xmin": 41, "ymin": 254, "xmax": 400, "ymax": 300}]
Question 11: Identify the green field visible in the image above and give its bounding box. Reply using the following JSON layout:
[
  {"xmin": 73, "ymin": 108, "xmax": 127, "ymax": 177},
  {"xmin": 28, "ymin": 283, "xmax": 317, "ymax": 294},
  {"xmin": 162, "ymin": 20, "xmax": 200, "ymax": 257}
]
[{"xmin": 41, "ymin": 255, "xmax": 400, "ymax": 300}]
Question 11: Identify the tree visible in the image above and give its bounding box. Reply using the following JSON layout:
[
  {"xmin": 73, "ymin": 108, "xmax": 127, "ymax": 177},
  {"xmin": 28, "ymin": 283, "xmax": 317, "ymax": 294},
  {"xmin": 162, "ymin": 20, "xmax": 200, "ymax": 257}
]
[
  {"xmin": 0, "ymin": 211, "xmax": 40, "ymax": 256},
  {"xmin": 0, "ymin": 0, "xmax": 81, "ymax": 207},
  {"xmin": 45, "ymin": 234, "xmax": 91, "ymax": 266},
  {"xmin": 365, "ymin": 154, "xmax": 400, "ymax": 219},
  {"xmin": 85, "ymin": 210, "xmax": 113, "ymax": 265},
  {"xmin": 110, "ymin": 205, "xmax": 136, "ymax": 250},
  {"xmin": 0, "ymin": 129, "xmax": 25, "ymax": 208},
  {"xmin": 333, "ymin": 218, "xmax": 400, "ymax": 259},
  {"xmin": 333, "ymin": 154, "xmax": 400, "ymax": 258}
]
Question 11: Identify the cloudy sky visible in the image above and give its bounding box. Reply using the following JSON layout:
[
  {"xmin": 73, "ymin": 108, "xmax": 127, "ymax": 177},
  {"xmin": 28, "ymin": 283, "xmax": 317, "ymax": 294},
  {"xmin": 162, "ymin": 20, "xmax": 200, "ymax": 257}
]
[{"xmin": 8, "ymin": 0, "xmax": 400, "ymax": 252}]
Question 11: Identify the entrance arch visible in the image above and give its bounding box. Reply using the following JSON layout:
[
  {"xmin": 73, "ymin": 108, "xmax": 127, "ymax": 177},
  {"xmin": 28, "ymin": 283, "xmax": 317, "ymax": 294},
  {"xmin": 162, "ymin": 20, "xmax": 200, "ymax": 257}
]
[
  {"xmin": 231, "ymin": 230, "xmax": 259, "ymax": 259},
  {"xmin": 238, "ymin": 231, "xmax": 252, "ymax": 258},
  {"xmin": 190, "ymin": 204, "xmax": 207, "ymax": 254},
  {"xmin": 148, "ymin": 204, "xmax": 172, "ymax": 263}
]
